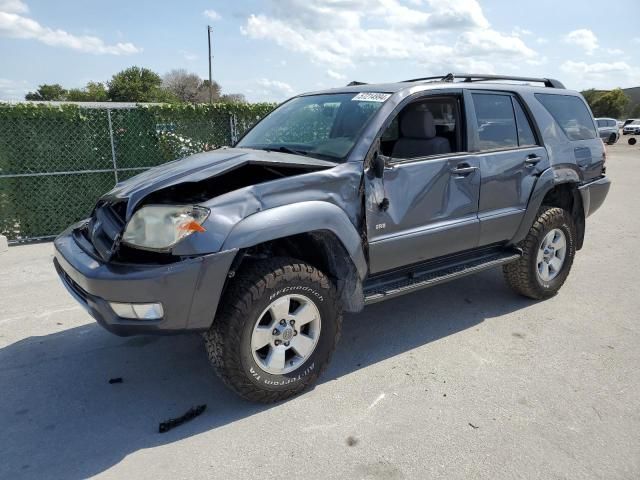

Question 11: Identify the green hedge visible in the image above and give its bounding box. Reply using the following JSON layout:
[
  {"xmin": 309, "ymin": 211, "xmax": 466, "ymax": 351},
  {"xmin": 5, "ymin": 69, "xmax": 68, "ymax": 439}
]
[{"xmin": 0, "ymin": 102, "xmax": 275, "ymax": 240}]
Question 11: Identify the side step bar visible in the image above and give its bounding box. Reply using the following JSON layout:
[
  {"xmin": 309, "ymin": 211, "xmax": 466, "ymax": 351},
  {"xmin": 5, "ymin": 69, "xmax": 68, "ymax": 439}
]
[{"xmin": 364, "ymin": 250, "xmax": 521, "ymax": 305}]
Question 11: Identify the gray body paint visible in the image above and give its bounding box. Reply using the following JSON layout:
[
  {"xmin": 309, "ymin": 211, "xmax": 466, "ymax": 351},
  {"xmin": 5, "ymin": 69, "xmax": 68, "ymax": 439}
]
[{"xmin": 54, "ymin": 79, "xmax": 610, "ymax": 336}]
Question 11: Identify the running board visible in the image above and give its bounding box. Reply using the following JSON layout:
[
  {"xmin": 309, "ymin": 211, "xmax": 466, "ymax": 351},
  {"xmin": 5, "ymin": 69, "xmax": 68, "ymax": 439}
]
[{"xmin": 364, "ymin": 250, "xmax": 521, "ymax": 305}]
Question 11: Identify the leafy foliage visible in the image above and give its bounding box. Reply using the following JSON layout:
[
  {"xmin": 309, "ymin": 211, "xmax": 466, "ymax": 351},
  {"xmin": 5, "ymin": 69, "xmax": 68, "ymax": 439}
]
[
  {"xmin": 107, "ymin": 66, "xmax": 175, "ymax": 103},
  {"xmin": 0, "ymin": 102, "xmax": 275, "ymax": 240},
  {"xmin": 582, "ymin": 88, "xmax": 630, "ymax": 118},
  {"xmin": 25, "ymin": 66, "xmax": 250, "ymax": 104},
  {"xmin": 67, "ymin": 82, "xmax": 109, "ymax": 102},
  {"xmin": 25, "ymin": 84, "xmax": 68, "ymax": 101}
]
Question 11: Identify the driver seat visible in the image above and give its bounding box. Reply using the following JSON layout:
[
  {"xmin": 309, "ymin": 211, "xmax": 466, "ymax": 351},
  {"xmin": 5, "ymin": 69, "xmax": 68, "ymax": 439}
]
[{"xmin": 392, "ymin": 109, "xmax": 451, "ymax": 158}]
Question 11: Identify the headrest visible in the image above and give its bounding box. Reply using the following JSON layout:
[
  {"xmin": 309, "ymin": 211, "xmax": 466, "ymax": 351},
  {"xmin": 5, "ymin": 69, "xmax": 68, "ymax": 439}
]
[{"xmin": 400, "ymin": 109, "xmax": 436, "ymax": 139}]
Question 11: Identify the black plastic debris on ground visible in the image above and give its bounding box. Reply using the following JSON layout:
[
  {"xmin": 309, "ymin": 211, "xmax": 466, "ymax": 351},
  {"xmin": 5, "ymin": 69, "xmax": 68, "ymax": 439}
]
[
  {"xmin": 108, "ymin": 377, "xmax": 123, "ymax": 384},
  {"xmin": 159, "ymin": 405, "xmax": 207, "ymax": 433}
]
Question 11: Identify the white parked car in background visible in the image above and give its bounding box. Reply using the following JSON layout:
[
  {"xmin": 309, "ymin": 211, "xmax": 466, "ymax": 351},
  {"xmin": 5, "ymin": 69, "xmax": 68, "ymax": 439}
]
[{"xmin": 623, "ymin": 119, "xmax": 640, "ymax": 135}]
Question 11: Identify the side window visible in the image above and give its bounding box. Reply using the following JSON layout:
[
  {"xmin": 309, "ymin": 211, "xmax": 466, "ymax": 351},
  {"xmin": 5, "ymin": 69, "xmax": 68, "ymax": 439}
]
[
  {"xmin": 472, "ymin": 93, "xmax": 518, "ymax": 150},
  {"xmin": 513, "ymin": 99, "xmax": 537, "ymax": 147},
  {"xmin": 380, "ymin": 96, "xmax": 461, "ymax": 159},
  {"xmin": 535, "ymin": 93, "xmax": 597, "ymax": 141}
]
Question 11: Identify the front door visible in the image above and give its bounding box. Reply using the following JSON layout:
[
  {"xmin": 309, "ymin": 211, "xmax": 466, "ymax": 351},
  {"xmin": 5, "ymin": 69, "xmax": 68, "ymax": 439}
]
[{"xmin": 365, "ymin": 94, "xmax": 480, "ymax": 274}]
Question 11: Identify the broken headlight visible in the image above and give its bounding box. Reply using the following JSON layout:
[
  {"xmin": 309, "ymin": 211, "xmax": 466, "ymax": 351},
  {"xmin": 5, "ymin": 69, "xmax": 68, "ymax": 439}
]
[{"xmin": 122, "ymin": 205, "xmax": 210, "ymax": 251}]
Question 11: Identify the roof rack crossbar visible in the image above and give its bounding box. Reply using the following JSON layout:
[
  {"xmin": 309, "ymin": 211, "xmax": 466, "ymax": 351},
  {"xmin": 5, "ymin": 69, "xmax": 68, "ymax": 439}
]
[{"xmin": 401, "ymin": 73, "xmax": 565, "ymax": 89}]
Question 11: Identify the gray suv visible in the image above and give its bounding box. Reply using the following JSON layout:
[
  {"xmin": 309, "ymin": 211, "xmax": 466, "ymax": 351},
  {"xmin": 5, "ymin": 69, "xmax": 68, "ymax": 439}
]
[
  {"xmin": 54, "ymin": 73, "xmax": 610, "ymax": 402},
  {"xmin": 596, "ymin": 117, "xmax": 619, "ymax": 144}
]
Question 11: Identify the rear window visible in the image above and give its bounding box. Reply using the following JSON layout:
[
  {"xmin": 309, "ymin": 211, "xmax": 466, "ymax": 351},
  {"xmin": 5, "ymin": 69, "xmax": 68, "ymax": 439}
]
[
  {"xmin": 536, "ymin": 94, "xmax": 596, "ymax": 141},
  {"xmin": 597, "ymin": 119, "xmax": 616, "ymax": 128},
  {"xmin": 472, "ymin": 93, "xmax": 518, "ymax": 150}
]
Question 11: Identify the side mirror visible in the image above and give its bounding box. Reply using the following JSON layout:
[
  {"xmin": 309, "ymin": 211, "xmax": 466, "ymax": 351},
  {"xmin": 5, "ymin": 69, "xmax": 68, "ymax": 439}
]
[{"xmin": 371, "ymin": 153, "xmax": 386, "ymax": 178}]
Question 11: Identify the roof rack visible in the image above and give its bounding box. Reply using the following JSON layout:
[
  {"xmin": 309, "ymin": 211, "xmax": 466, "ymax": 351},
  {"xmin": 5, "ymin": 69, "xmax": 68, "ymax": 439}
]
[{"xmin": 402, "ymin": 73, "xmax": 565, "ymax": 89}]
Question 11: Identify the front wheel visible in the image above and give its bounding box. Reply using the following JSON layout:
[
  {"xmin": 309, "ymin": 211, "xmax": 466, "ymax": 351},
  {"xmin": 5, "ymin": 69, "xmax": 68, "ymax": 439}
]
[
  {"xmin": 204, "ymin": 257, "xmax": 342, "ymax": 403},
  {"xmin": 503, "ymin": 206, "xmax": 576, "ymax": 300}
]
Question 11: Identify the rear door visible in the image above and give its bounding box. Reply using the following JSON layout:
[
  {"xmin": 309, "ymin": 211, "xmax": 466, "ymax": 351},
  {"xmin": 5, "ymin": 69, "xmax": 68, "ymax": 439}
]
[{"xmin": 468, "ymin": 91, "xmax": 548, "ymax": 246}]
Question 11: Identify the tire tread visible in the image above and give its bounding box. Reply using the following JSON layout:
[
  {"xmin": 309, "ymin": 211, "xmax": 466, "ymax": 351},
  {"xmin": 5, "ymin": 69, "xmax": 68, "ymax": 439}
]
[
  {"xmin": 203, "ymin": 257, "xmax": 342, "ymax": 403},
  {"xmin": 503, "ymin": 206, "xmax": 575, "ymax": 300}
]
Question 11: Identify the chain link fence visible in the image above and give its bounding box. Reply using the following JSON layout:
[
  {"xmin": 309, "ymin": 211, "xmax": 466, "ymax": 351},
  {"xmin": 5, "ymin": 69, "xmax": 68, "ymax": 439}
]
[{"xmin": 0, "ymin": 102, "xmax": 273, "ymax": 242}]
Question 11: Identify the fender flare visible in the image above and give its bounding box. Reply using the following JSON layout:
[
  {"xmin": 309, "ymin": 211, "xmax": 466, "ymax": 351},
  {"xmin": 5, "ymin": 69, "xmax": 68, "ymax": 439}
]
[
  {"xmin": 511, "ymin": 167, "xmax": 582, "ymax": 245},
  {"xmin": 222, "ymin": 201, "xmax": 368, "ymax": 281}
]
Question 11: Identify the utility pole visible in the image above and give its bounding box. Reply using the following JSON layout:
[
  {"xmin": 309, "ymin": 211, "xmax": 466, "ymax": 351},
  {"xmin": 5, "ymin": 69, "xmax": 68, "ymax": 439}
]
[{"xmin": 207, "ymin": 26, "xmax": 213, "ymax": 104}]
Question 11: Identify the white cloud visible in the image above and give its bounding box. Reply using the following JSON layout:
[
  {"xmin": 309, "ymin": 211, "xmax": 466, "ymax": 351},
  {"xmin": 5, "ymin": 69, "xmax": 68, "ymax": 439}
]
[
  {"xmin": 242, "ymin": 0, "xmax": 539, "ymax": 72},
  {"xmin": 180, "ymin": 50, "xmax": 198, "ymax": 62},
  {"xmin": 512, "ymin": 26, "xmax": 532, "ymax": 37},
  {"xmin": 0, "ymin": 0, "xmax": 27, "ymax": 14},
  {"xmin": 0, "ymin": 10, "xmax": 141, "ymax": 55},
  {"xmin": 456, "ymin": 29, "xmax": 536, "ymax": 59},
  {"xmin": 605, "ymin": 48, "xmax": 624, "ymax": 55},
  {"xmin": 0, "ymin": 77, "xmax": 30, "ymax": 100},
  {"xmin": 327, "ymin": 69, "xmax": 346, "ymax": 81},
  {"xmin": 560, "ymin": 60, "xmax": 639, "ymax": 88},
  {"xmin": 564, "ymin": 29, "xmax": 598, "ymax": 55},
  {"xmin": 249, "ymin": 78, "xmax": 294, "ymax": 101},
  {"xmin": 203, "ymin": 9, "xmax": 221, "ymax": 21},
  {"xmin": 423, "ymin": 0, "xmax": 489, "ymax": 30},
  {"xmin": 561, "ymin": 60, "xmax": 631, "ymax": 76}
]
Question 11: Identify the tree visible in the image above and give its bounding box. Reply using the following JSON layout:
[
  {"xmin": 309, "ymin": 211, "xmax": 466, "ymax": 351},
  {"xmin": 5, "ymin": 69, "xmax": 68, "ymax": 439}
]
[
  {"xmin": 195, "ymin": 79, "xmax": 222, "ymax": 103},
  {"xmin": 25, "ymin": 84, "xmax": 67, "ymax": 101},
  {"xmin": 220, "ymin": 93, "xmax": 247, "ymax": 103},
  {"xmin": 581, "ymin": 88, "xmax": 630, "ymax": 118},
  {"xmin": 66, "ymin": 82, "xmax": 108, "ymax": 102},
  {"xmin": 107, "ymin": 66, "xmax": 167, "ymax": 102},
  {"xmin": 163, "ymin": 69, "xmax": 203, "ymax": 103}
]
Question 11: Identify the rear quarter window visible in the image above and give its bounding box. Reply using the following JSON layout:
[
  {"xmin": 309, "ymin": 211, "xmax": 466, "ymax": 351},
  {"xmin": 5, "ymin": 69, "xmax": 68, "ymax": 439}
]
[{"xmin": 535, "ymin": 94, "xmax": 597, "ymax": 141}]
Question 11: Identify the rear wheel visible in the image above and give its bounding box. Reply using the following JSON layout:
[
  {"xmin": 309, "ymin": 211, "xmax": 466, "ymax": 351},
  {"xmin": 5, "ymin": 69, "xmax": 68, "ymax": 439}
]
[
  {"xmin": 608, "ymin": 133, "xmax": 617, "ymax": 145},
  {"xmin": 204, "ymin": 257, "xmax": 342, "ymax": 403},
  {"xmin": 503, "ymin": 206, "xmax": 576, "ymax": 300}
]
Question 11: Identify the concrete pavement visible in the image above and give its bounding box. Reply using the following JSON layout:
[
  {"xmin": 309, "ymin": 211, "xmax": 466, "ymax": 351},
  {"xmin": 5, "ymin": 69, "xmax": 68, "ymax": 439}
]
[{"xmin": 0, "ymin": 142, "xmax": 638, "ymax": 479}]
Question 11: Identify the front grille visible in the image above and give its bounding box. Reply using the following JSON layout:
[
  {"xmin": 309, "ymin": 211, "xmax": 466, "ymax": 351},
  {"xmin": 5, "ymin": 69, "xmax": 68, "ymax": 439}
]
[{"xmin": 86, "ymin": 201, "xmax": 127, "ymax": 262}]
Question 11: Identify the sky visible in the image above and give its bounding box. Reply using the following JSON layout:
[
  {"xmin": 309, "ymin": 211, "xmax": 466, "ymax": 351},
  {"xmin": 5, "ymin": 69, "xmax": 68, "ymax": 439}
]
[{"xmin": 0, "ymin": 0, "xmax": 637, "ymax": 102}]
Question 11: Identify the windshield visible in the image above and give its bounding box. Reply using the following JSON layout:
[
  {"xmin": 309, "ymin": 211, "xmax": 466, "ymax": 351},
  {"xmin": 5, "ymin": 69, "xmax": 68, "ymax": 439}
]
[
  {"xmin": 631, "ymin": 120, "xmax": 640, "ymax": 125},
  {"xmin": 237, "ymin": 93, "xmax": 388, "ymax": 161}
]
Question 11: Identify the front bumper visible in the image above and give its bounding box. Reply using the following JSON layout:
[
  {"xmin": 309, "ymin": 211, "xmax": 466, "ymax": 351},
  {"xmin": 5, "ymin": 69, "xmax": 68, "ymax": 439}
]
[
  {"xmin": 579, "ymin": 176, "xmax": 611, "ymax": 218},
  {"xmin": 53, "ymin": 225, "xmax": 237, "ymax": 336}
]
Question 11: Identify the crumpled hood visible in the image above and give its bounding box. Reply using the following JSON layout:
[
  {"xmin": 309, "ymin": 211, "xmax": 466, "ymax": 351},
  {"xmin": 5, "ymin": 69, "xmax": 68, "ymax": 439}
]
[{"xmin": 102, "ymin": 147, "xmax": 337, "ymax": 218}]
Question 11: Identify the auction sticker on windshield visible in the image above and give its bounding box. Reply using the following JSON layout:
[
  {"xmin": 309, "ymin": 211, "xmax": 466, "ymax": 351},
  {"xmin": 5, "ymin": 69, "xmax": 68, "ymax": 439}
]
[{"xmin": 352, "ymin": 92, "xmax": 391, "ymax": 102}]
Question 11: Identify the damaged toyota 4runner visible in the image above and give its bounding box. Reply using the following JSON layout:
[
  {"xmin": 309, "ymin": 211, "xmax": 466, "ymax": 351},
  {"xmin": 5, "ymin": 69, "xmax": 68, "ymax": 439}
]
[{"xmin": 54, "ymin": 74, "xmax": 610, "ymax": 402}]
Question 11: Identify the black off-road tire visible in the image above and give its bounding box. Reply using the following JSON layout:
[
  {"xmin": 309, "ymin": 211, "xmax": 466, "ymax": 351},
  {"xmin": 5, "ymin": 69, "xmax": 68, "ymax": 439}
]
[
  {"xmin": 204, "ymin": 257, "xmax": 342, "ymax": 403},
  {"xmin": 503, "ymin": 206, "xmax": 576, "ymax": 300}
]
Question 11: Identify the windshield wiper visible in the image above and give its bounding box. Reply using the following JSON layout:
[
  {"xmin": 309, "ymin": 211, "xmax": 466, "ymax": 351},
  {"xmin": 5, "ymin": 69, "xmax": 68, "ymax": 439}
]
[{"xmin": 263, "ymin": 146, "xmax": 309, "ymax": 156}]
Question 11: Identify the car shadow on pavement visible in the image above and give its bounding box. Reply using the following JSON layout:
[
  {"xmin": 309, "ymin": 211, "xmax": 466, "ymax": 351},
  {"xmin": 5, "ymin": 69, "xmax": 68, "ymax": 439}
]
[{"xmin": 0, "ymin": 268, "xmax": 534, "ymax": 479}]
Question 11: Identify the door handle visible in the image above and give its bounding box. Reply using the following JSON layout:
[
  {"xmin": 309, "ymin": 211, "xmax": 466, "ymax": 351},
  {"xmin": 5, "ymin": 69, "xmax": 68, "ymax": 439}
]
[
  {"xmin": 525, "ymin": 154, "xmax": 542, "ymax": 167},
  {"xmin": 450, "ymin": 164, "xmax": 478, "ymax": 175}
]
